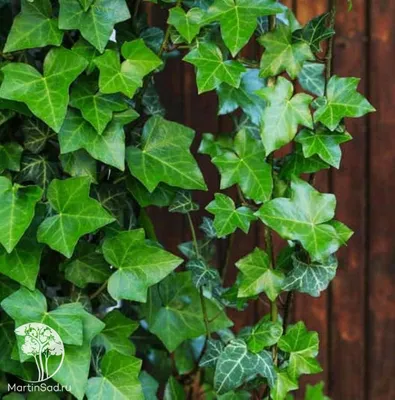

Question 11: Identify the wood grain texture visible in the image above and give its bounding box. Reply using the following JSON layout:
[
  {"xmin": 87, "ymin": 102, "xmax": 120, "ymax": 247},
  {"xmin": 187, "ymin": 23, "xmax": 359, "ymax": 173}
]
[{"xmin": 367, "ymin": 0, "xmax": 395, "ymax": 398}]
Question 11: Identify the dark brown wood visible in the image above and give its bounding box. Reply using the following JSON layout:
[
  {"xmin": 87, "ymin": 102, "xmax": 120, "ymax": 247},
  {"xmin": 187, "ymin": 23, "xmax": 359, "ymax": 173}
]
[
  {"xmin": 367, "ymin": 0, "xmax": 395, "ymax": 398},
  {"xmin": 329, "ymin": 0, "xmax": 368, "ymax": 398}
]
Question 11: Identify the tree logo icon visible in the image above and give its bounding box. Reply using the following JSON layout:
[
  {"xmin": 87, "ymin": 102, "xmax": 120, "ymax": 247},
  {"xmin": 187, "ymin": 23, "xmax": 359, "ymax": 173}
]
[{"xmin": 15, "ymin": 322, "xmax": 65, "ymax": 383}]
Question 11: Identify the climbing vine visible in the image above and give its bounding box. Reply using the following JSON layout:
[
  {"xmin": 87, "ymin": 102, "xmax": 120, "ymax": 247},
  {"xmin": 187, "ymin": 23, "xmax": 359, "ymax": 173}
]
[{"xmin": 0, "ymin": 0, "xmax": 373, "ymax": 399}]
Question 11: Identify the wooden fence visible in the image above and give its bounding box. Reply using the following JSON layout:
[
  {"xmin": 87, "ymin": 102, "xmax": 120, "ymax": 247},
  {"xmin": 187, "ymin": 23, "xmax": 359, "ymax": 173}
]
[{"xmin": 146, "ymin": 1, "xmax": 395, "ymax": 398}]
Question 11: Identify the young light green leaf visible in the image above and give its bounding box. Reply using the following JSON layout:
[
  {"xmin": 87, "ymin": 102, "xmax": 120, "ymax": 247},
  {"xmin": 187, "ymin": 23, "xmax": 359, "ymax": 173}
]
[
  {"xmin": 298, "ymin": 63, "xmax": 325, "ymax": 97},
  {"xmin": 37, "ymin": 177, "xmax": 115, "ymax": 257},
  {"xmin": 0, "ymin": 142, "xmax": 23, "ymax": 172},
  {"xmin": 283, "ymin": 255, "xmax": 338, "ymax": 297},
  {"xmin": 314, "ymin": 75, "xmax": 375, "ymax": 131},
  {"xmin": 61, "ymin": 242, "xmax": 111, "ymax": 288},
  {"xmin": 127, "ymin": 116, "xmax": 207, "ymax": 192},
  {"xmin": 206, "ymin": 193, "xmax": 257, "ymax": 237},
  {"xmin": 242, "ymin": 319, "xmax": 283, "ymax": 353},
  {"xmin": 214, "ymin": 339, "xmax": 276, "ymax": 394},
  {"xmin": 59, "ymin": 109, "xmax": 137, "ymax": 171},
  {"xmin": 86, "ymin": 351, "xmax": 144, "ymax": 400},
  {"xmin": 295, "ymin": 127, "xmax": 352, "ymax": 168},
  {"xmin": 168, "ymin": 7, "xmax": 203, "ymax": 43},
  {"xmin": 93, "ymin": 310, "xmax": 139, "ymax": 356},
  {"xmin": 236, "ymin": 247, "xmax": 284, "ymax": 301},
  {"xmin": 205, "ymin": 0, "xmax": 283, "ymax": 56},
  {"xmin": 183, "ymin": 42, "xmax": 246, "ymax": 93},
  {"xmin": 0, "ymin": 48, "xmax": 88, "ymax": 132},
  {"xmin": 94, "ymin": 39, "xmax": 162, "ymax": 98},
  {"xmin": 271, "ymin": 369, "xmax": 298, "ymax": 400},
  {"xmin": 255, "ymin": 177, "xmax": 347, "ymax": 261},
  {"xmin": 103, "ymin": 229, "xmax": 183, "ymax": 302},
  {"xmin": 0, "ymin": 177, "xmax": 42, "ymax": 253},
  {"xmin": 4, "ymin": 0, "xmax": 63, "ymax": 53},
  {"xmin": 278, "ymin": 321, "xmax": 322, "ymax": 379},
  {"xmin": 144, "ymin": 272, "xmax": 232, "ymax": 352},
  {"xmin": 211, "ymin": 129, "xmax": 273, "ymax": 203},
  {"xmin": 259, "ymin": 23, "xmax": 314, "ymax": 79},
  {"xmin": 305, "ymin": 381, "xmax": 330, "ymax": 400},
  {"xmin": 257, "ymin": 77, "xmax": 313, "ymax": 155},
  {"xmin": 70, "ymin": 75, "xmax": 128, "ymax": 134},
  {"xmin": 59, "ymin": 0, "xmax": 130, "ymax": 52},
  {"xmin": 217, "ymin": 69, "xmax": 266, "ymax": 125}
]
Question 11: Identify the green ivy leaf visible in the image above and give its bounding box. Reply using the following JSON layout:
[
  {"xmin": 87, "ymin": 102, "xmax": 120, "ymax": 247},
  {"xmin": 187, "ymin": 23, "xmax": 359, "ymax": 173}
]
[
  {"xmin": 271, "ymin": 369, "xmax": 298, "ymax": 400},
  {"xmin": 283, "ymin": 254, "xmax": 338, "ymax": 297},
  {"xmin": 4, "ymin": 0, "xmax": 63, "ymax": 53},
  {"xmin": 217, "ymin": 69, "xmax": 266, "ymax": 125},
  {"xmin": 298, "ymin": 63, "xmax": 325, "ymax": 97},
  {"xmin": 140, "ymin": 371, "xmax": 159, "ymax": 400},
  {"xmin": 211, "ymin": 129, "xmax": 273, "ymax": 203},
  {"xmin": 17, "ymin": 153, "xmax": 60, "ymax": 190},
  {"xmin": 236, "ymin": 248, "xmax": 284, "ymax": 301},
  {"xmin": 126, "ymin": 116, "xmax": 207, "ymax": 192},
  {"xmin": 169, "ymin": 191, "xmax": 199, "ymax": 214},
  {"xmin": 0, "ymin": 207, "xmax": 44, "ymax": 290},
  {"xmin": 1, "ymin": 288, "xmax": 84, "ymax": 346},
  {"xmin": 144, "ymin": 272, "xmax": 232, "ymax": 352},
  {"xmin": 199, "ymin": 339, "xmax": 224, "ymax": 368},
  {"xmin": 22, "ymin": 118, "xmax": 55, "ymax": 154},
  {"xmin": 86, "ymin": 350, "xmax": 144, "ymax": 400},
  {"xmin": 58, "ymin": 0, "xmax": 130, "ymax": 52},
  {"xmin": 168, "ymin": 7, "xmax": 203, "ymax": 43},
  {"xmin": 103, "ymin": 229, "xmax": 183, "ymax": 302},
  {"xmin": 59, "ymin": 109, "xmax": 138, "ymax": 171},
  {"xmin": 72, "ymin": 38, "xmax": 100, "ymax": 75},
  {"xmin": 279, "ymin": 144, "xmax": 329, "ymax": 179},
  {"xmin": 206, "ymin": 193, "xmax": 257, "ymax": 237},
  {"xmin": 293, "ymin": 13, "xmax": 335, "ymax": 53},
  {"xmin": 186, "ymin": 259, "xmax": 220, "ymax": 290},
  {"xmin": 314, "ymin": 75, "xmax": 375, "ymax": 131},
  {"xmin": 37, "ymin": 177, "xmax": 115, "ymax": 257},
  {"xmin": 255, "ymin": 177, "xmax": 348, "ymax": 261},
  {"xmin": 164, "ymin": 376, "xmax": 186, "ymax": 400},
  {"xmin": 61, "ymin": 242, "xmax": 111, "ymax": 288},
  {"xmin": 259, "ymin": 23, "xmax": 314, "ymax": 79},
  {"xmin": 183, "ymin": 42, "xmax": 246, "ymax": 93},
  {"xmin": 305, "ymin": 381, "xmax": 330, "ymax": 400},
  {"xmin": 48, "ymin": 303, "xmax": 105, "ymax": 400},
  {"xmin": 295, "ymin": 127, "xmax": 352, "ymax": 168},
  {"xmin": 257, "ymin": 77, "xmax": 313, "ymax": 155},
  {"xmin": 78, "ymin": 0, "xmax": 94, "ymax": 12},
  {"xmin": 60, "ymin": 150, "xmax": 98, "ymax": 183},
  {"xmin": 214, "ymin": 339, "xmax": 275, "ymax": 394},
  {"xmin": 70, "ymin": 75, "xmax": 128, "ymax": 134},
  {"xmin": 0, "ymin": 177, "xmax": 42, "ymax": 253},
  {"xmin": 94, "ymin": 39, "xmax": 162, "ymax": 98},
  {"xmin": 205, "ymin": 0, "xmax": 283, "ymax": 56},
  {"xmin": 93, "ymin": 310, "xmax": 139, "ymax": 356},
  {"xmin": 278, "ymin": 321, "xmax": 322, "ymax": 379},
  {"xmin": 0, "ymin": 48, "xmax": 87, "ymax": 132},
  {"xmin": 0, "ymin": 142, "xmax": 23, "ymax": 172},
  {"xmin": 241, "ymin": 318, "xmax": 283, "ymax": 353}
]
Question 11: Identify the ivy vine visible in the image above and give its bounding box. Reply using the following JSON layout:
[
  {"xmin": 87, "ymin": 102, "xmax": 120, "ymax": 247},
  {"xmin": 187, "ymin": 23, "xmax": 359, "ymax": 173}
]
[{"xmin": 0, "ymin": 0, "xmax": 373, "ymax": 399}]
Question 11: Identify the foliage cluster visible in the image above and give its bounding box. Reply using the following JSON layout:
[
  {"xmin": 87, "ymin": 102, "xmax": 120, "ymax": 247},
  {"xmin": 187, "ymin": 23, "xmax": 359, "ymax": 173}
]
[{"xmin": 0, "ymin": 0, "xmax": 373, "ymax": 399}]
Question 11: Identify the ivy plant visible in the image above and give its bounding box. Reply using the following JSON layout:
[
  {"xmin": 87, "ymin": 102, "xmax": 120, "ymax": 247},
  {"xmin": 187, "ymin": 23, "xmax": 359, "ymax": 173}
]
[{"xmin": 0, "ymin": 0, "xmax": 373, "ymax": 399}]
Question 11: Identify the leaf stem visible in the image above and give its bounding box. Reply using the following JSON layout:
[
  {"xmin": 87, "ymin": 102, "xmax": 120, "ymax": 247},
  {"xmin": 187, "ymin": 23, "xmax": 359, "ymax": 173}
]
[
  {"xmin": 187, "ymin": 212, "xmax": 200, "ymax": 258},
  {"xmin": 89, "ymin": 280, "xmax": 108, "ymax": 300}
]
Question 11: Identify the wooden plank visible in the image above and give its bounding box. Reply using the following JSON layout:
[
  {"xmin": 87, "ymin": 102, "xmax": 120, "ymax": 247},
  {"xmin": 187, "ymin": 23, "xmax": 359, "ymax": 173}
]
[
  {"xmin": 292, "ymin": 1, "xmax": 330, "ymax": 394},
  {"xmin": 329, "ymin": 0, "xmax": 368, "ymax": 398},
  {"xmin": 368, "ymin": 0, "xmax": 395, "ymax": 398}
]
